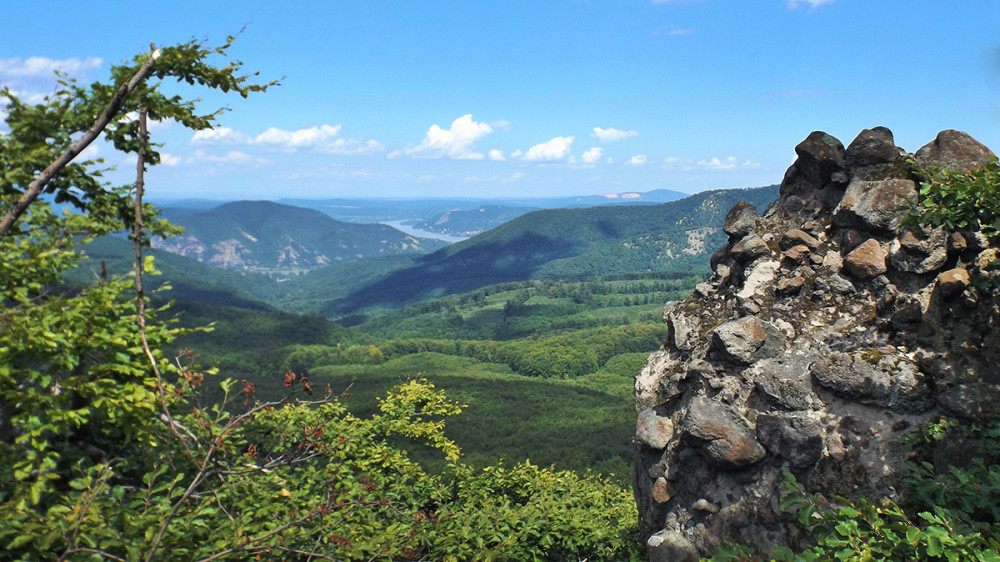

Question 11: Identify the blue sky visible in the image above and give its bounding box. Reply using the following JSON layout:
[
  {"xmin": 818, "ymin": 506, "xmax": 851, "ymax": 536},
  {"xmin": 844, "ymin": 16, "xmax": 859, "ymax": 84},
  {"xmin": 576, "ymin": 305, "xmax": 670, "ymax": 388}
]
[{"xmin": 2, "ymin": 1, "xmax": 999, "ymax": 200}]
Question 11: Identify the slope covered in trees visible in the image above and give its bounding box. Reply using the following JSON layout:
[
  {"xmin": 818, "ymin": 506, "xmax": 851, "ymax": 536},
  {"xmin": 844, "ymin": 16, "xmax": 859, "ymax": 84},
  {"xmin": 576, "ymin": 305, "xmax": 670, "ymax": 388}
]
[{"xmin": 324, "ymin": 185, "xmax": 778, "ymax": 320}]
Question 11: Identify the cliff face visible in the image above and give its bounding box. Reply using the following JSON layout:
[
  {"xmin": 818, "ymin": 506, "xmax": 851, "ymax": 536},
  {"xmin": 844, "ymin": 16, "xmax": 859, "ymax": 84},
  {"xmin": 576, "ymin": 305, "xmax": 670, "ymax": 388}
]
[{"xmin": 633, "ymin": 127, "xmax": 999, "ymax": 560}]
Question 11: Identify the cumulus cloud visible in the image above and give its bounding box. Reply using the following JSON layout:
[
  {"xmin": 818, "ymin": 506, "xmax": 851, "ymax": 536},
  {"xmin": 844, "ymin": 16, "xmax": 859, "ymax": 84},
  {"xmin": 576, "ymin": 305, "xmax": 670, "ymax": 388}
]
[
  {"xmin": 255, "ymin": 124, "xmax": 342, "ymax": 148},
  {"xmin": 581, "ymin": 147, "xmax": 603, "ymax": 165},
  {"xmin": 488, "ymin": 149, "xmax": 506, "ymax": 161},
  {"xmin": 159, "ymin": 153, "xmax": 181, "ymax": 166},
  {"xmin": 786, "ymin": 0, "xmax": 839, "ymax": 8},
  {"xmin": 697, "ymin": 156, "xmax": 762, "ymax": 170},
  {"xmin": 191, "ymin": 124, "xmax": 383, "ymax": 155},
  {"xmin": 190, "ymin": 149, "xmax": 269, "ymax": 166},
  {"xmin": 626, "ymin": 154, "xmax": 648, "ymax": 166},
  {"xmin": 592, "ymin": 127, "xmax": 638, "ymax": 143},
  {"xmin": 191, "ymin": 127, "xmax": 252, "ymax": 144},
  {"xmin": 490, "ymin": 119, "xmax": 511, "ymax": 130},
  {"xmin": 393, "ymin": 114, "xmax": 494, "ymax": 159},
  {"xmin": 522, "ymin": 136, "xmax": 575, "ymax": 161},
  {"xmin": 0, "ymin": 56, "xmax": 102, "ymax": 78}
]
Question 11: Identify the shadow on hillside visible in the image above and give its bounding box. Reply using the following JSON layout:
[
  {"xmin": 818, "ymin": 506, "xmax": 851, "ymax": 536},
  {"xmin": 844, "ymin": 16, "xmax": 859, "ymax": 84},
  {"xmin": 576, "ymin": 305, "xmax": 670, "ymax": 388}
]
[{"xmin": 323, "ymin": 232, "xmax": 578, "ymax": 319}]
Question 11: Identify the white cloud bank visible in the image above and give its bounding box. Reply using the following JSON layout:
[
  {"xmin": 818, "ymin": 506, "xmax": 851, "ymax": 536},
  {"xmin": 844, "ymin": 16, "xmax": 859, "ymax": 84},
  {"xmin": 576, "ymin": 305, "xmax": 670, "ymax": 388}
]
[
  {"xmin": 392, "ymin": 114, "xmax": 494, "ymax": 160},
  {"xmin": 522, "ymin": 136, "xmax": 575, "ymax": 161},
  {"xmin": 592, "ymin": 127, "xmax": 638, "ymax": 143},
  {"xmin": 191, "ymin": 124, "xmax": 383, "ymax": 155},
  {"xmin": 626, "ymin": 154, "xmax": 648, "ymax": 166},
  {"xmin": 661, "ymin": 155, "xmax": 762, "ymax": 171},
  {"xmin": 0, "ymin": 56, "xmax": 102, "ymax": 78}
]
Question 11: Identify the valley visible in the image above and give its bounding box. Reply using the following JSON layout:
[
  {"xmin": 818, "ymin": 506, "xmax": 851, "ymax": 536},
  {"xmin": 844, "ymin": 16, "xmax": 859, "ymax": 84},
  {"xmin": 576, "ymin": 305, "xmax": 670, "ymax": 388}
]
[{"xmin": 70, "ymin": 186, "xmax": 778, "ymax": 482}]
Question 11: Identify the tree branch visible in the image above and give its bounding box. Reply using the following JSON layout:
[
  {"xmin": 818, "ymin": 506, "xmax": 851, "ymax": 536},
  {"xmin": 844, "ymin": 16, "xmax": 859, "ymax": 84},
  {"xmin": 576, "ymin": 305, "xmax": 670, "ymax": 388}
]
[{"xmin": 0, "ymin": 48, "xmax": 160, "ymax": 241}]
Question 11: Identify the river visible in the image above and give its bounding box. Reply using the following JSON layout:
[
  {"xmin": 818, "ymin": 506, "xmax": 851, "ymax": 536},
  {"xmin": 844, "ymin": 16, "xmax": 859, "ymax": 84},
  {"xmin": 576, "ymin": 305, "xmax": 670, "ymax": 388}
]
[{"xmin": 381, "ymin": 220, "xmax": 469, "ymax": 243}]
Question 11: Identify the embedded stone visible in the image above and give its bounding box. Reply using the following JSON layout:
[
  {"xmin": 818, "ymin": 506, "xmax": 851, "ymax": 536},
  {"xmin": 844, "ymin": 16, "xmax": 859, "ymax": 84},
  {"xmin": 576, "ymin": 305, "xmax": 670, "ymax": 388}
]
[
  {"xmin": 782, "ymin": 244, "xmax": 811, "ymax": 263},
  {"xmin": 810, "ymin": 352, "xmax": 931, "ymax": 412},
  {"xmin": 833, "ymin": 178, "xmax": 918, "ymax": 234},
  {"xmin": 647, "ymin": 530, "xmax": 699, "ymax": 562},
  {"xmin": 651, "ymin": 477, "xmax": 674, "ymax": 504},
  {"xmin": 937, "ymin": 383, "xmax": 1000, "ymax": 420},
  {"xmin": 889, "ymin": 226, "xmax": 948, "ymax": 274},
  {"xmin": 636, "ymin": 406, "xmax": 675, "ymax": 450},
  {"xmin": 692, "ymin": 499, "xmax": 720, "ymax": 514},
  {"xmin": 724, "ymin": 202, "xmax": 759, "ymax": 238},
  {"xmin": 683, "ymin": 396, "xmax": 766, "ymax": 469},
  {"xmin": 777, "ymin": 276, "xmax": 806, "ymax": 296},
  {"xmin": 780, "ymin": 229, "xmax": 820, "ymax": 250},
  {"xmin": 843, "ymin": 239, "xmax": 887, "ymax": 279},
  {"xmin": 755, "ymin": 414, "xmax": 825, "ymax": 471},
  {"xmin": 753, "ymin": 358, "xmax": 822, "ymax": 410},
  {"xmin": 936, "ymin": 268, "xmax": 971, "ymax": 299},
  {"xmin": 730, "ymin": 235, "xmax": 770, "ymax": 264},
  {"xmin": 636, "ymin": 350, "xmax": 683, "ymax": 412},
  {"xmin": 949, "ymin": 232, "xmax": 968, "ymax": 254},
  {"xmin": 827, "ymin": 273, "xmax": 857, "ymax": 294},
  {"xmin": 666, "ymin": 309, "xmax": 700, "ymax": 352},
  {"xmin": 712, "ymin": 316, "xmax": 785, "ymax": 365}
]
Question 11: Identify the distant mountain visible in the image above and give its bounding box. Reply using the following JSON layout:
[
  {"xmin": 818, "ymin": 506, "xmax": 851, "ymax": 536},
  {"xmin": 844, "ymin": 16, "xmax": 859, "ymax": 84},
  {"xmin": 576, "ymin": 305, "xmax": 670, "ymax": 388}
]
[
  {"xmin": 277, "ymin": 188, "xmax": 689, "ymax": 225},
  {"xmin": 413, "ymin": 205, "xmax": 542, "ymax": 236},
  {"xmin": 155, "ymin": 200, "xmax": 448, "ymax": 272},
  {"xmin": 322, "ymin": 185, "xmax": 779, "ymax": 320}
]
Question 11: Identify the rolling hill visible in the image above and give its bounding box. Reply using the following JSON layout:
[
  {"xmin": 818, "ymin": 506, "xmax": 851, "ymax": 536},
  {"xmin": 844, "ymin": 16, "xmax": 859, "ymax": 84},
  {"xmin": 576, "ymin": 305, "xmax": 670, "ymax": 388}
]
[
  {"xmin": 155, "ymin": 200, "xmax": 448, "ymax": 272},
  {"xmin": 322, "ymin": 185, "xmax": 779, "ymax": 320}
]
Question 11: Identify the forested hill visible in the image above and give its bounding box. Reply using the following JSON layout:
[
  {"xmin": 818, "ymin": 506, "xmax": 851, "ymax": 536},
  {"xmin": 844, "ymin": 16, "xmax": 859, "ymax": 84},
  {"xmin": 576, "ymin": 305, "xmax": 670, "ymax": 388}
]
[
  {"xmin": 155, "ymin": 200, "xmax": 447, "ymax": 271},
  {"xmin": 324, "ymin": 185, "xmax": 779, "ymax": 320}
]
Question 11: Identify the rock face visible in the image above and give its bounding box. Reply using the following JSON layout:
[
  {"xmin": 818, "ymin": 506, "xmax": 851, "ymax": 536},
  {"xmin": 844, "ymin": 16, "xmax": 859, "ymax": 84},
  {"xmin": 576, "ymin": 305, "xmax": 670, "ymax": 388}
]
[{"xmin": 634, "ymin": 128, "xmax": 1000, "ymax": 560}]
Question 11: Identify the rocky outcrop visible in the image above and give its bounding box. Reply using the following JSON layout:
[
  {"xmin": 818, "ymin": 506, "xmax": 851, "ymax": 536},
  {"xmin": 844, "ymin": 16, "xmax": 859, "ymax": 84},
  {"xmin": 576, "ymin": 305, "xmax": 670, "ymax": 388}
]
[{"xmin": 634, "ymin": 127, "xmax": 1000, "ymax": 559}]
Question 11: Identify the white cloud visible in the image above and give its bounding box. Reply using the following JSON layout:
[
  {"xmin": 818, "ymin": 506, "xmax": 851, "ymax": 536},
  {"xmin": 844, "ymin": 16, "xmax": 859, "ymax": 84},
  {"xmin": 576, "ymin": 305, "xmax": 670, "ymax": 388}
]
[
  {"xmin": 626, "ymin": 154, "xmax": 648, "ymax": 166},
  {"xmin": 592, "ymin": 127, "xmax": 638, "ymax": 143},
  {"xmin": 314, "ymin": 138, "xmax": 385, "ymax": 155},
  {"xmin": 522, "ymin": 136, "xmax": 574, "ymax": 161},
  {"xmin": 77, "ymin": 144, "xmax": 99, "ymax": 162},
  {"xmin": 191, "ymin": 124, "xmax": 382, "ymax": 155},
  {"xmin": 504, "ymin": 172, "xmax": 525, "ymax": 182},
  {"xmin": 488, "ymin": 149, "xmax": 506, "ymax": 161},
  {"xmin": 786, "ymin": 0, "xmax": 839, "ymax": 8},
  {"xmin": 697, "ymin": 156, "xmax": 762, "ymax": 170},
  {"xmin": 159, "ymin": 152, "xmax": 181, "ymax": 166},
  {"xmin": 581, "ymin": 147, "xmax": 603, "ymax": 164},
  {"xmin": 191, "ymin": 127, "xmax": 251, "ymax": 144},
  {"xmin": 190, "ymin": 149, "xmax": 269, "ymax": 166},
  {"xmin": 490, "ymin": 119, "xmax": 511, "ymax": 130},
  {"xmin": 255, "ymin": 124, "xmax": 342, "ymax": 148},
  {"xmin": 669, "ymin": 28, "xmax": 694, "ymax": 35},
  {"xmin": 0, "ymin": 56, "xmax": 102, "ymax": 79},
  {"xmin": 394, "ymin": 114, "xmax": 493, "ymax": 159}
]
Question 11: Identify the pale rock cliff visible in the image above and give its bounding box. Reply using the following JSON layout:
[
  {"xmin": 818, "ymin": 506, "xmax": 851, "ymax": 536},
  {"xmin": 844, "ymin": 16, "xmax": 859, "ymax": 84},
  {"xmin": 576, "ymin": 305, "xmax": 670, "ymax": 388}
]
[{"xmin": 633, "ymin": 127, "xmax": 999, "ymax": 560}]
